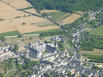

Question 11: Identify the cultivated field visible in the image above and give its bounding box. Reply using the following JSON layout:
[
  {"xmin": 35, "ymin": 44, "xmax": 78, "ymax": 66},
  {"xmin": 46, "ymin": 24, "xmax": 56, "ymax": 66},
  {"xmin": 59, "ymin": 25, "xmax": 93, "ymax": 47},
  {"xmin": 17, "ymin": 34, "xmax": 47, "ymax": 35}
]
[
  {"xmin": 41, "ymin": 10, "xmax": 83, "ymax": 24},
  {"xmin": 0, "ymin": 0, "xmax": 83, "ymax": 35},
  {"xmin": 1, "ymin": 0, "xmax": 32, "ymax": 9},
  {"xmin": 62, "ymin": 14, "xmax": 81, "ymax": 24},
  {"xmin": 80, "ymin": 49, "xmax": 103, "ymax": 56},
  {"xmin": 0, "ymin": 1, "xmax": 29, "ymax": 20},
  {"xmin": 0, "ymin": 0, "xmax": 59, "ymax": 34},
  {"xmin": 0, "ymin": 15, "xmax": 59, "ymax": 34}
]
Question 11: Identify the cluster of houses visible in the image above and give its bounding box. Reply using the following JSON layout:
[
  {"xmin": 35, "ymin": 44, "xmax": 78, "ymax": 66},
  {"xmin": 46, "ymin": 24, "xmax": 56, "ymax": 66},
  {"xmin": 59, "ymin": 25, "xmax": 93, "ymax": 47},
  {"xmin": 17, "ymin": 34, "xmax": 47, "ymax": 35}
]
[
  {"xmin": 0, "ymin": 35, "xmax": 65, "ymax": 61},
  {"xmin": 26, "ymin": 35, "xmax": 103, "ymax": 77},
  {"xmin": 30, "ymin": 53, "xmax": 103, "ymax": 77},
  {"xmin": 51, "ymin": 35, "xmax": 65, "ymax": 42},
  {"xmin": 0, "ymin": 45, "xmax": 14, "ymax": 61},
  {"xmin": 26, "ymin": 35, "xmax": 65, "ymax": 59},
  {"xmin": 0, "ymin": 35, "xmax": 103, "ymax": 77}
]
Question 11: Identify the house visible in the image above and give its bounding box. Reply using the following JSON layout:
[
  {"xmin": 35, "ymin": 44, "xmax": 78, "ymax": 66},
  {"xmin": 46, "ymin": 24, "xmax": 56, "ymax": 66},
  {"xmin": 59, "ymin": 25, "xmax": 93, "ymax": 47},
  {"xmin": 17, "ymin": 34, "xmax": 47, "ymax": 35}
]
[
  {"xmin": 0, "ymin": 45, "xmax": 13, "ymax": 61},
  {"xmin": 51, "ymin": 35, "xmax": 65, "ymax": 42}
]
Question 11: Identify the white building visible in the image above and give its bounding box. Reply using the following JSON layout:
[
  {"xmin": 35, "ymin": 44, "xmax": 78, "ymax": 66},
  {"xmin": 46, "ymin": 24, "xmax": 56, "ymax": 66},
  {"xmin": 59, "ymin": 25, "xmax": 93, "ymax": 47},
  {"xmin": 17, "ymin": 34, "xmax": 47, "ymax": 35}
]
[
  {"xmin": 27, "ymin": 41, "xmax": 57, "ymax": 58},
  {"xmin": 0, "ymin": 45, "xmax": 13, "ymax": 61}
]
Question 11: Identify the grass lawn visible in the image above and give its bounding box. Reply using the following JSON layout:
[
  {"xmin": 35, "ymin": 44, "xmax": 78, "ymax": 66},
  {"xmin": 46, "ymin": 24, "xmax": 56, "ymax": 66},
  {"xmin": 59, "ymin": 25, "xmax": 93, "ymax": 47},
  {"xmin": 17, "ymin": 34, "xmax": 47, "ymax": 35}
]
[
  {"xmin": 0, "ymin": 31, "xmax": 20, "ymax": 37},
  {"xmin": 23, "ymin": 29, "xmax": 60, "ymax": 35},
  {"xmin": 89, "ymin": 25, "xmax": 103, "ymax": 36}
]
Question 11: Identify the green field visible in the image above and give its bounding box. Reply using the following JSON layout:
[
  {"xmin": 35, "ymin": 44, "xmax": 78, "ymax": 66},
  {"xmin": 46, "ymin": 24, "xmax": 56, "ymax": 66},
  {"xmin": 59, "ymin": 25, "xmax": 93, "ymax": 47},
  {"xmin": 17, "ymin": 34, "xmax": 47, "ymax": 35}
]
[
  {"xmin": 0, "ymin": 29, "xmax": 60, "ymax": 37},
  {"xmin": 80, "ymin": 49, "xmax": 103, "ymax": 63},
  {"xmin": 0, "ymin": 31, "xmax": 20, "ymax": 37},
  {"xmin": 48, "ymin": 11, "xmax": 69, "ymax": 22},
  {"xmin": 80, "ymin": 49, "xmax": 103, "ymax": 56},
  {"xmin": 23, "ymin": 29, "xmax": 60, "ymax": 35},
  {"xmin": 89, "ymin": 25, "xmax": 103, "ymax": 36}
]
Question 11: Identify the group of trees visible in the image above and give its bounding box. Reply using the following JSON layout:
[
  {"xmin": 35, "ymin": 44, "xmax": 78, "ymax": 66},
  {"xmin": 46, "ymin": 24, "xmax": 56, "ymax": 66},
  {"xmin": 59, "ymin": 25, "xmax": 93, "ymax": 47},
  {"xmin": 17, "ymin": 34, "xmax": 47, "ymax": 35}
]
[
  {"xmin": 0, "ymin": 36, "xmax": 5, "ymax": 42},
  {"xmin": 27, "ymin": 0, "xmax": 103, "ymax": 12},
  {"xmin": 0, "ymin": 73, "xmax": 4, "ymax": 77},
  {"xmin": 57, "ymin": 41, "xmax": 65, "ymax": 51},
  {"xmin": 40, "ymin": 30, "xmax": 65, "ymax": 37}
]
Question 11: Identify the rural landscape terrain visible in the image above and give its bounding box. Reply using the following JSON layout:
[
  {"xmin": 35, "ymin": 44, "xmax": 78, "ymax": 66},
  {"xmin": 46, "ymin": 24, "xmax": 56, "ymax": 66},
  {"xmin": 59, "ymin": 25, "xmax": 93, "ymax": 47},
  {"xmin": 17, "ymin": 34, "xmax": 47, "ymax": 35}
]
[{"xmin": 0, "ymin": 0, "xmax": 103, "ymax": 77}]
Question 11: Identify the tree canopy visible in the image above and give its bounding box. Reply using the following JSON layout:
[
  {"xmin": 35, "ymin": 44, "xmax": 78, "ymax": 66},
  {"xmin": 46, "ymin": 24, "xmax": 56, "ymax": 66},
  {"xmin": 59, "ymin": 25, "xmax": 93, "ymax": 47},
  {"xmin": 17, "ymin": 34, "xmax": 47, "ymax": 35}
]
[{"xmin": 27, "ymin": 0, "xmax": 103, "ymax": 12}]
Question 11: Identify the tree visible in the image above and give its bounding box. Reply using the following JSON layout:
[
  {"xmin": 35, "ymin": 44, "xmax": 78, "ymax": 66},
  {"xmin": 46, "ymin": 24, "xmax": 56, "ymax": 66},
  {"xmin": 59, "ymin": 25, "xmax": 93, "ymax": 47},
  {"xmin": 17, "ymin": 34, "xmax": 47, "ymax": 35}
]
[
  {"xmin": 82, "ymin": 74, "xmax": 87, "ymax": 77},
  {"xmin": 68, "ymin": 72, "xmax": 72, "ymax": 77},
  {"xmin": 0, "ymin": 36, "xmax": 5, "ymax": 42},
  {"xmin": 0, "ymin": 73, "xmax": 4, "ymax": 77},
  {"xmin": 18, "ymin": 34, "xmax": 23, "ymax": 38},
  {"xmin": 42, "ymin": 13, "xmax": 48, "ymax": 18},
  {"xmin": 57, "ymin": 41, "xmax": 65, "ymax": 51}
]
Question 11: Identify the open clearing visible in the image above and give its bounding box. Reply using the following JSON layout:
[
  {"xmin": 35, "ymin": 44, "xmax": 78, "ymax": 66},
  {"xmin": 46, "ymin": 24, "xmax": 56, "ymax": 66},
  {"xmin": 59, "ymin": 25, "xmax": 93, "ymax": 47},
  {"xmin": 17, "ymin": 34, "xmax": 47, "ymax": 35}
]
[{"xmin": 62, "ymin": 14, "xmax": 81, "ymax": 24}]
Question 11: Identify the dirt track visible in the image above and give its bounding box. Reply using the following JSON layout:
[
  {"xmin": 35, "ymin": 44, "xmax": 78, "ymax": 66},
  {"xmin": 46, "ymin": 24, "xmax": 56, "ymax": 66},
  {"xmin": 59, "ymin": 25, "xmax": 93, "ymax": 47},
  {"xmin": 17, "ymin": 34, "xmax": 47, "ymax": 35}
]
[{"xmin": 40, "ymin": 10, "xmax": 59, "ymax": 13}]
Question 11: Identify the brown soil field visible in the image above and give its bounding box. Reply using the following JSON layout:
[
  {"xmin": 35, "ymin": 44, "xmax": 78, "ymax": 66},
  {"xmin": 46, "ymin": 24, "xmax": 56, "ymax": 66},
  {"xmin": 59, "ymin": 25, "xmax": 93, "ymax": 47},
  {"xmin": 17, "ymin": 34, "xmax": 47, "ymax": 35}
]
[
  {"xmin": 62, "ymin": 14, "xmax": 81, "ymax": 24},
  {"xmin": 40, "ymin": 10, "xmax": 59, "ymax": 13},
  {"xmin": 2, "ymin": 0, "xmax": 32, "ymax": 9},
  {"xmin": 25, "ymin": 8, "xmax": 40, "ymax": 16},
  {"xmin": 0, "ymin": 15, "xmax": 59, "ymax": 34},
  {"xmin": 0, "ymin": 1, "xmax": 59, "ymax": 34},
  {"xmin": 16, "ymin": 25, "xmax": 59, "ymax": 34},
  {"xmin": 0, "ymin": 1, "xmax": 29, "ymax": 20}
]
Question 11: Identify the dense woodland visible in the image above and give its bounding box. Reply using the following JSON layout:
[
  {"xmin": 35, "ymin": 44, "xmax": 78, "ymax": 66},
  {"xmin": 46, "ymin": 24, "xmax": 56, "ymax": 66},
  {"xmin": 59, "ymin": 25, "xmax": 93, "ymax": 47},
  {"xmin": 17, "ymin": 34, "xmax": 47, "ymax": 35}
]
[{"xmin": 27, "ymin": 0, "xmax": 103, "ymax": 12}]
